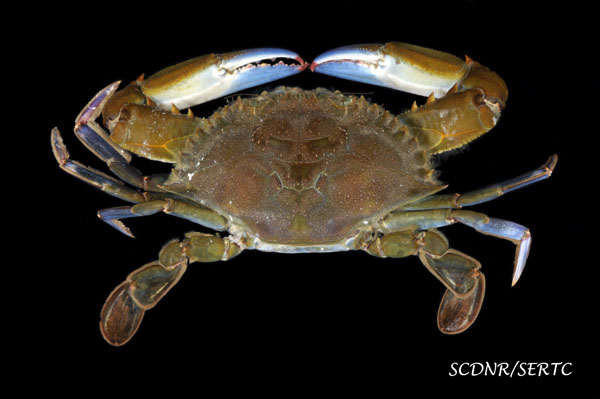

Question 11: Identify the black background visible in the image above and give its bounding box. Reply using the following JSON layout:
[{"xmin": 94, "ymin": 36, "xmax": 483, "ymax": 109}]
[{"xmin": 20, "ymin": 1, "xmax": 593, "ymax": 395}]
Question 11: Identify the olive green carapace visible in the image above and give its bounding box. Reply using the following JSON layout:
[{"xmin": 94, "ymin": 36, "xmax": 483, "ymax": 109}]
[{"xmin": 163, "ymin": 88, "xmax": 443, "ymax": 245}]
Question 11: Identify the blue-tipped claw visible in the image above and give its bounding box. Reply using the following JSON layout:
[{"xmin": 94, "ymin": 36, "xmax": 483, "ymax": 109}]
[
  {"xmin": 311, "ymin": 43, "xmax": 468, "ymax": 98},
  {"xmin": 311, "ymin": 45, "xmax": 386, "ymax": 87},
  {"xmin": 143, "ymin": 48, "xmax": 307, "ymax": 109},
  {"xmin": 219, "ymin": 48, "xmax": 308, "ymax": 95}
]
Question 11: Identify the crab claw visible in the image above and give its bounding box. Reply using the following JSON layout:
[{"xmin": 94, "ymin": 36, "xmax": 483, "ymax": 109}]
[
  {"xmin": 141, "ymin": 48, "xmax": 307, "ymax": 110},
  {"xmin": 312, "ymin": 43, "xmax": 471, "ymax": 98},
  {"xmin": 312, "ymin": 42, "xmax": 507, "ymax": 107}
]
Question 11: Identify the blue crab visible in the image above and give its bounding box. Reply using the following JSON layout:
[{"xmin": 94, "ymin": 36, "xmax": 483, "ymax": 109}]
[{"xmin": 51, "ymin": 43, "xmax": 556, "ymax": 345}]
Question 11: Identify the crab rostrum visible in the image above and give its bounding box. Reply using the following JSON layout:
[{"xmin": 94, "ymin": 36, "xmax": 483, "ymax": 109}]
[{"xmin": 51, "ymin": 43, "xmax": 556, "ymax": 345}]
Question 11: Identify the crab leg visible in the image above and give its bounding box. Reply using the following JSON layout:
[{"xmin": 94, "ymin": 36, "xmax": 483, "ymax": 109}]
[
  {"xmin": 101, "ymin": 232, "xmax": 242, "ymax": 346},
  {"xmin": 74, "ymin": 122, "xmax": 159, "ymax": 189},
  {"xmin": 312, "ymin": 42, "xmax": 508, "ymax": 154},
  {"xmin": 51, "ymin": 127, "xmax": 145, "ymax": 203},
  {"xmin": 403, "ymin": 154, "xmax": 558, "ymax": 210},
  {"xmin": 97, "ymin": 199, "xmax": 228, "ymax": 238},
  {"xmin": 382, "ymin": 209, "xmax": 531, "ymax": 287},
  {"xmin": 66, "ymin": 82, "xmax": 169, "ymax": 192},
  {"xmin": 362, "ymin": 229, "xmax": 485, "ymax": 334}
]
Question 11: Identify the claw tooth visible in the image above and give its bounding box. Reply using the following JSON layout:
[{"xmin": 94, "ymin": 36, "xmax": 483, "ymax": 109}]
[
  {"xmin": 411, "ymin": 101, "xmax": 418, "ymax": 112},
  {"xmin": 146, "ymin": 96, "xmax": 156, "ymax": 107},
  {"xmin": 448, "ymin": 82, "xmax": 459, "ymax": 94},
  {"xmin": 136, "ymin": 74, "xmax": 145, "ymax": 84},
  {"xmin": 464, "ymin": 54, "xmax": 474, "ymax": 65},
  {"xmin": 426, "ymin": 92, "xmax": 436, "ymax": 105},
  {"xmin": 187, "ymin": 108, "xmax": 194, "ymax": 118},
  {"xmin": 171, "ymin": 103, "xmax": 180, "ymax": 114}
]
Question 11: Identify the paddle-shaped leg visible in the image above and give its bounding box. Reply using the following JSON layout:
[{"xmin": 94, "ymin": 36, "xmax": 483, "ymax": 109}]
[
  {"xmin": 363, "ymin": 229, "xmax": 485, "ymax": 333},
  {"xmin": 101, "ymin": 233, "xmax": 242, "ymax": 346}
]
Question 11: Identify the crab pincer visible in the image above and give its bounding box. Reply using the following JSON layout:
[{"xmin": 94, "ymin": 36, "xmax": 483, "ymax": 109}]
[
  {"xmin": 311, "ymin": 42, "xmax": 507, "ymax": 105},
  {"xmin": 138, "ymin": 48, "xmax": 307, "ymax": 110}
]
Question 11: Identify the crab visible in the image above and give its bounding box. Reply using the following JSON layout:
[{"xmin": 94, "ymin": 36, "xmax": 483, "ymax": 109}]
[{"xmin": 51, "ymin": 42, "xmax": 557, "ymax": 346}]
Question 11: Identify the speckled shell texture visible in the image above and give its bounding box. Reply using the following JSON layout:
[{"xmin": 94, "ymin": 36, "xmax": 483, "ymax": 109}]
[{"xmin": 164, "ymin": 87, "xmax": 442, "ymax": 245}]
